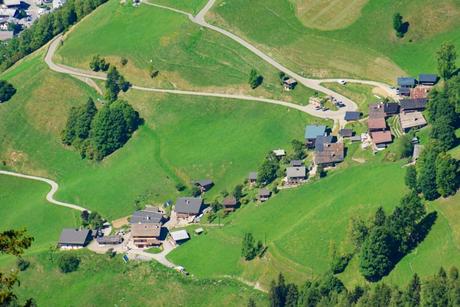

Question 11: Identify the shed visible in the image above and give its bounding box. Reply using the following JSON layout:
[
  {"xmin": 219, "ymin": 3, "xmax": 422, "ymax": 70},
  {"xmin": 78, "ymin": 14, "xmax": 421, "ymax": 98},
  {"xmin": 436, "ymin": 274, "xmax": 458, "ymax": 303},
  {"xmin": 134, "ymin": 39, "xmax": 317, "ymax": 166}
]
[
  {"xmin": 290, "ymin": 160, "xmax": 303, "ymax": 167},
  {"xmin": 223, "ymin": 196, "xmax": 238, "ymax": 212},
  {"xmin": 194, "ymin": 179, "xmax": 213, "ymax": 192},
  {"xmin": 339, "ymin": 129, "xmax": 353, "ymax": 138},
  {"xmin": 170, "ymin": 230, "xmax": 190, "ymax": 243},
  {"xmin": 273, "ymin": 149, "xmax": 286, "ymax": 158},
  {"xmin": 97, "ymin": 235, "xmax": 123, "ymax": 245},
  {"xmin": 248, "ymin": 172, "xmax": 257, "ymax": 183},
  {"xmin": 344, "ymin": 111, "xmax": 361, "ymax": 121},
  {"xmin": 283, "ymin": 78, "xmax": 297, "ymax": 90},
  {"xmin": 259, "ymin": 188, "xmax": 271, "ymax": 202}
]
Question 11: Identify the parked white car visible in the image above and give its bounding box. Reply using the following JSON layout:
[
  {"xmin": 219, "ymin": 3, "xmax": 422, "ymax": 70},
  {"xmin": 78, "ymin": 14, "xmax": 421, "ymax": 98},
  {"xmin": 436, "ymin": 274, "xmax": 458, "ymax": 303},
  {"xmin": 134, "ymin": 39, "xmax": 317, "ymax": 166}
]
[{"xmin": 338, "ymin": 80, "xmax": 347, "ymax": 85}]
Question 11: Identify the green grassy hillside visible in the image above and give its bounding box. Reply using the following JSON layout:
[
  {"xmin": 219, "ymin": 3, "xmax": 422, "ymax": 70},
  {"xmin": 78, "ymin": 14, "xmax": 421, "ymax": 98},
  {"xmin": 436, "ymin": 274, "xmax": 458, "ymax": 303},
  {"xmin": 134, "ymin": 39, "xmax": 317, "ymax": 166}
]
[
  {"xmin": 54, "ymin": 0, "xmax": 315, "ymax": 104},
  {"xmin": 9, "ymin": 252, "xmax": 266, "ymax": 306},
  {"xmin": 0, "ymin": 51, "xmax": 325, "ymax": 220},
  {"xmin": 209, "ymin": 0, "xmax": 460, "ymax": 83},
  {"xmin": 168, "ymin": 159, "xmax": 460, "ymax": 288},
  {"xmin": 0, "ymin": 175, "xmax": 79, "ymax": 256}
]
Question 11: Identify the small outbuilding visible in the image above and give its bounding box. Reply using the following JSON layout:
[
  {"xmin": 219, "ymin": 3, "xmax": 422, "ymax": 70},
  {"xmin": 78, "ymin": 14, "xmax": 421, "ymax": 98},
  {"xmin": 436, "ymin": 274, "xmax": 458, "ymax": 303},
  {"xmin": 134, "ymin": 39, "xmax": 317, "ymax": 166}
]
[
  {"xmin": 170, "ymin": 230, "xmax": 190, "ymax": 244},
  {"xmin": 339, "ymin": 129, "xmax": 353, "ymax": 138},
  {"xmin": 273, "ymin": 149, "xmax": 286, "ymax": 158},
  {"xmin": 290, "ymin": 160, "xmax": 303, "ymax": 167},
  {"xmin": 222, "ymin": 196, "xmax": 238, "ymax": 212},
  {"xmin": 97, "ymin": 235, "xmax": 123, "ymax": 245},
  {"xmin": 194, "ymin": 179, "xmax": 213, "ymax": 192},
  {"xmin": 248, "ymin": 172, "xmax": 257, "ymax": 185},
  {"xmin": 344, "ymin": 111, "xmax": 361, "ymax": 121},
  {"xmin": 259, "ymin": 188, "xmax": 271, "ymax": 202},
  {"xmin": 283, "ymin": 78, "xmax": 297, "ymax": 90}
]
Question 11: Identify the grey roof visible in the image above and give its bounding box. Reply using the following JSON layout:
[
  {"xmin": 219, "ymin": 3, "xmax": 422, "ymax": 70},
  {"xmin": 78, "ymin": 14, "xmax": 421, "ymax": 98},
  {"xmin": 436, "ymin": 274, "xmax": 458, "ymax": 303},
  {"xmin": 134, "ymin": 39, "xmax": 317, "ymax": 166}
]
[
  {"xmin": 350, "ymin": 135, "xmax": 362, "ymax": 142},
  {"xmin": 400, "ymin": 98, "xmax": 428, "ymax": 110},
  {"xmin": 397, "ymin": 77, "xmax": 416, "ymax": 87},
  {"xmin": 344, "ymin": 111, "xmax": 361, "ymax": 121},
  {"xmin": 174, "ymin": 197, "xmax": 203, "ymax": 214},
  {"xmin": 305, "ymin": 125, "xmax": 327, "ymax": 139},
  {"xmin": 170, "ymin": 230, "xmax": 189, "ymax": 241},
  {"xmin": 195, "ymin": 179, "xmax": 213, "ymax": 187},
  {"xmin": 384, "ymin": 103, "xmax": 400, "ymax": 114},
  {"xmin": 290, "ymin": 160, "xmax": 303, "ymax": 167},
  {"xmin": 418, "ymin": 74, "xmax": 437, "ymax": 84},
  {"xmin": 259, "ymin": 188, "xmax": 271, "ymax": 197},
  {"xmin": 339, "ymin": 129, "xmax": 353, "ymax": 137},
  {"xmin": 97, "ymin": 235, "xmax": 122, "ymax": 244},
  {"xmin": 315, "ymin": 135, "xmax": 333, "ymax": 152},
  {"xmin": 58, "ymin": 228, "xmax": 91, "ymax": 246},
  {"xmin": 286, "ymin": 166, "xmax": 306, "ymax": 178},
  {"xmin": 248, "ymin": 172, "xmax": 258, "ymax": 180},
  {"xmin": 130, "ymin": 208, "xmax": 163, "ymax": 224}
]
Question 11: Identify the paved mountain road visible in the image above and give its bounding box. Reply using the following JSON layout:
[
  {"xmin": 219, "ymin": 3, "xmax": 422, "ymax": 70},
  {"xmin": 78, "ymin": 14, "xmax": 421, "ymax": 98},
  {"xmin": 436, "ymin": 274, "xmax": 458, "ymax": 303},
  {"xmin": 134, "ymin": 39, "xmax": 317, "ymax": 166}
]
[{"xmin": 0, "ymin": 170, "xmax": 89, "ymax": 212}]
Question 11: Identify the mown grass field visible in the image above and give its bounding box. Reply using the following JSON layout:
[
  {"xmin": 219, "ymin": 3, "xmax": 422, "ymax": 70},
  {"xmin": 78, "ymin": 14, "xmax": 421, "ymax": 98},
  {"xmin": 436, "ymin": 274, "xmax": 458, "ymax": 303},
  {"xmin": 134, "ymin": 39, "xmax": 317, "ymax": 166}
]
[
  {"xmin": 54, "ymin": 0, "xmax": 316, "ymax": 104},
  {"xmin": 153, "ymin": 0, "xmax": 208, "ymax": 14},
  {"xmin": 0, "ymin": 51, "xmax": 325, "ymax": 220},
  {"xmin": 168, "ymin": 157, "xmax": 460, "ymax": 288},
  {"xmin": 0, "ymin": 175, "xmax": 79, "ymax": 257},
  {"xmin": 210, "ymin": 0, "xmax": 460, "ymax": 83},
  {"xmin": 3, "ymin": 250, "xmax": 266, "ymax": 306}
]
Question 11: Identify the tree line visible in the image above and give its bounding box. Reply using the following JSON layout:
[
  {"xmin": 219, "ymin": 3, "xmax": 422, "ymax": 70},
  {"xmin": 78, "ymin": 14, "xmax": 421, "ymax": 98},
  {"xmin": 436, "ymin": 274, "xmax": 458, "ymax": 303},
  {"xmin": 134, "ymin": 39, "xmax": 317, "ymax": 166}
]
[
  {"xmin": 260, "ymin": 267, "xmax": 460, "ymax": 307},
  {"xmin": 0, "ymin": 0, "xmax": 108, "ymax": 72},
  {"xmin": 61, "ymin": 97, "xmax": 141, "ymax": 160}
]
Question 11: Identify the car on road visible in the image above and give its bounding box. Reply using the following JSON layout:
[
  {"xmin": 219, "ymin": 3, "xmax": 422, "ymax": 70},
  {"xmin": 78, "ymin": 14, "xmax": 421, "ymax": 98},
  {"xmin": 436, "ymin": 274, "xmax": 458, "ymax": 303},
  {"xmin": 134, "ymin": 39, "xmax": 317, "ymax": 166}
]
[
  {"xmin": 175, "ymin": 266, "xmax": 189, "ymax": 275},
  {"xmin": 338, "ymin": 80, "xmax": 347, "ymax": 85}
]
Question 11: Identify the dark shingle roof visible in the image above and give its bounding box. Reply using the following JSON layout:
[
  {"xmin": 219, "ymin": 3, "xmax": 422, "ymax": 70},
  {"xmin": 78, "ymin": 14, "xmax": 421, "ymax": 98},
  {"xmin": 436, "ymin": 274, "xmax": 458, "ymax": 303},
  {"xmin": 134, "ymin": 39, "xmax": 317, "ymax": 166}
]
[
  {"xmin": 314, "ymin": 143, "xmax": 344, "ymax": 165},
  {"xmin": 195, "ymin": 179, "xmax": 213, "ymax": 187},
  {"xmin": 397, "ymin": 77, "xmax": 416, "ymax": 87},
  {"xmin": 290, "ymin": 160, "xmax": 303, "ymax": 167},
  {"xmin": 418, "ymin": 74, "xmax": 437, "ymax": 84},
  {"xmin": 384, "ymin": 103, "xmax": 399, "ymax": 114},
  {"xmin": 400, "ymin": 98, "xmax": 428, "ymax": 110},
  {"xmin": 315, "ymin": 135, "xmax": 333, "ymax": 152},
  {"xmin": 175, "ymin": 197, "xmax": 203, "ymax": 214},
  {"xmin": 259, "ymin": 188, "xmax": 271, "ymax": 197},
  {"xmin": 58, "ymin": 229, "xmax": 91, "ymax": 246},
  {"xmin": 339, "ymin": 129, "xmax": 353, "ymax": 137},
  {"xmin": 130, "ymin": 209, "xmax": 163, "ymax": 224},
  {"xmin": 248, "ymin": 172, "xmax": 257, "ymax": 180},
  {"xmin": 344, "ymin": 111, "xmax": 361, "ymax": 121}
]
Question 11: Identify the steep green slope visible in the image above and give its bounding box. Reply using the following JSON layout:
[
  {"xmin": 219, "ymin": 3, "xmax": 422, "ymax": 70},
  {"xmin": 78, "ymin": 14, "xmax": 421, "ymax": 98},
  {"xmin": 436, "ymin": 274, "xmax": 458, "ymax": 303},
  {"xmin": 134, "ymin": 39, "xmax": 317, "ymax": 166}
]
[
  {"xmin": 169, "ymin": 160, "xmax": 460, "ymax": 288},
  {"xmin": 54, "ymin": 0, "xmax": 315, "ymax": 104},
  {"xmin": 0, "ymin": 51, "xmax": 325, "ymax": 220},
  {"xmin": 210, "ymin": 0, "xmax": 460, "ymax": 83}
]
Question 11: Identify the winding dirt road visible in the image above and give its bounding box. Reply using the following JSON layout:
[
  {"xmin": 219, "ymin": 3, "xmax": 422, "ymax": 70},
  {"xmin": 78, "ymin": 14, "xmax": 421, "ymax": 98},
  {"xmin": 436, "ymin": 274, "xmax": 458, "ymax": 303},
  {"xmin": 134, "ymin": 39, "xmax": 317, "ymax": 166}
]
[{"xmin": 0, "ymin": 170, "xmax": 89, "ymax": 212}]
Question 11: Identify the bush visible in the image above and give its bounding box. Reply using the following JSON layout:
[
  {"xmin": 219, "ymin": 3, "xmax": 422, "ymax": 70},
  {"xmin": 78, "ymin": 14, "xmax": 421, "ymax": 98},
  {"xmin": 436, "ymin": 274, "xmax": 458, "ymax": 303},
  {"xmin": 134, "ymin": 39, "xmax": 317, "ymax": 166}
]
[
  {"xmin": 106, "ymin": 248, "xmax": 116, "ymax": 258},
  {"xmin": 175, "ymin": 183, "xmax": 186, "ymax": 191},
  {"xmin": 248, "ymin": 69, "xmax": 263, "ymax": 89},
  {"xmin": 120, "ymin": 57, "xmax": 128, "ymax": 66},
  {"xmin": 16, "ymin": 257, "xmax": 30, "ymax": 271},
  {"xmin": 330, "ymin": 254, "xmax": 352, "ymax": 274},
  {"xmin": 0, "ymin": 80, "xmax": 16, "ymax": 103},
  {"xmin": 58, "ymin": 254, "xmax": 80, "ymax": 273}
]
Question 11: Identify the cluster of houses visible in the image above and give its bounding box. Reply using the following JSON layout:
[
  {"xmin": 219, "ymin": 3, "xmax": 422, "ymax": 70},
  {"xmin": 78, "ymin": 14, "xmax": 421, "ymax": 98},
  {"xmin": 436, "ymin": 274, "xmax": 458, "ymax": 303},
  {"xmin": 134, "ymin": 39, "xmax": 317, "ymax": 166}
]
[
  {"xmin": 0, "ymin": 0, "xmax": 61, "ymax": 42},
  {"xmin": 340, "ymin": 74, "xmax": 436, "ymax": 150}
]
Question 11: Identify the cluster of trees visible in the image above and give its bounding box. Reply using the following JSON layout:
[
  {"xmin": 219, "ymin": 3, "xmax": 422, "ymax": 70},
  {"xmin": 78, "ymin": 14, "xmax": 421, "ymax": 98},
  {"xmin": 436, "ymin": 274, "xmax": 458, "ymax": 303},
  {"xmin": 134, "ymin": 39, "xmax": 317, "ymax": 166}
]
[
  {"xmin": 407, "ymin": 60, "xmax": 460, "ymax": 200},
  {"xmin": 105, "ymin": 66, "xmax": 131, "ymax": 102},
  {"xmin": 0, "ymin": 80, "xmax": 16, "ymax": 103},
  {"xmin": 346, "ymin": 192, "xmax": 429, "ymax": 281},
  {"xmin": 257, "ymin": 151, "xmax": 281, "ymax": 185},
  {"xmin": 81, "ymin": 210, "xmax": 104, "ymax": 229},
  {"xmin": 392, "ymin": 13, "xmax": 408, "ymax": 38},
  {"xmin": 262, "ymin": 267, "xmax": 460, "ymax": 307},
  {"xmin": 0, "ymin": 229, "xmax": 34, "ymax": 306},
  {"xmin": 241, "ymin": 233, "xmax": 264, "ymax": 261},
  {"xmin": 0, "ymin": 0, "xmax": 108, "ymax": 71},
  {"xmin": 437, "ymin": 42, "xmax": 457, "ymax": 81},
  {"xmin": 62, "ymin": 98, "xmax": 141, "ymax": 160},
  {"xmin": 249, "ymin": 69, "xmax": 263, "ymax": 89},
  {"xmin": 89, "ymin": 55, "xmax": 110, "ymax": 72}
]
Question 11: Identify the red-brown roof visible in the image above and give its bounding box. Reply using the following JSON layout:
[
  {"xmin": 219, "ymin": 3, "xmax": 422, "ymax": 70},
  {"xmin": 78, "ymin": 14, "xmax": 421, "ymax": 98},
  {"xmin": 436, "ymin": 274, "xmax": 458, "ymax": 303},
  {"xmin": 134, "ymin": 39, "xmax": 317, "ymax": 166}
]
[
  {"xmin": 314, "ymin": 143, "xmax": 345, "ymax": 165},
  {"xmin": 223, "ymin": 196, "xmax": 237, "ymax": 206},
  {"xmin": 410, "ymin": 86, "xmax": 431, "ymax": 99},
  {"xmin": 371, "ymin": 131, "xmax": 392, "ymax": 144},
  {"xmin": 368, "ymin": 117, "xmax": 387, "ymax": 130}
]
